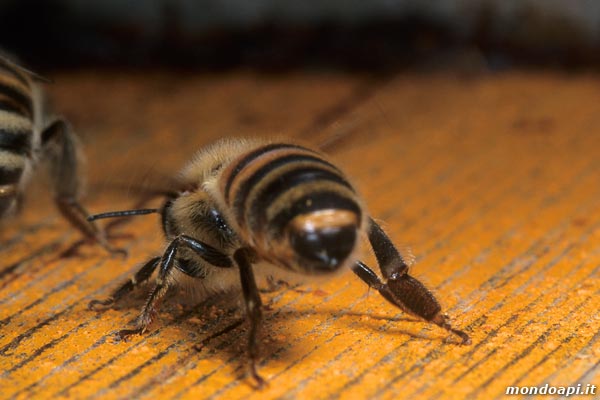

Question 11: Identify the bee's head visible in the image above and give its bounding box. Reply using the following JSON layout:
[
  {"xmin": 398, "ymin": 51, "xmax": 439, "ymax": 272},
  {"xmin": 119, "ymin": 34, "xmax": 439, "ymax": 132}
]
[{"xmin": 283, "ymin": 209, "xmax": 359, "ymax": 274}]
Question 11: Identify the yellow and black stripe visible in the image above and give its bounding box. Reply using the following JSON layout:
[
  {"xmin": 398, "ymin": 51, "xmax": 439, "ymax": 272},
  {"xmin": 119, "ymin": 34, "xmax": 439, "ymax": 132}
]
[
  {"xmin": 219, "ymin": 142, "xmax": 363, "ymax": 271},
  {"xmin": 0, "ymin": 57, "xmax": 34, "ymax": 216},
  {"xmin": 0, "ymin": 58, "xmax": 33, "ymax": 117}
]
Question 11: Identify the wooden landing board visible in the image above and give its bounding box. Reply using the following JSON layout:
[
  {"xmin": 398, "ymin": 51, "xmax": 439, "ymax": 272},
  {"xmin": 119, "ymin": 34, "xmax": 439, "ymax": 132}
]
[{"xmin": 1, "ymin": 70, "xmax": 599, "ymax": 399}]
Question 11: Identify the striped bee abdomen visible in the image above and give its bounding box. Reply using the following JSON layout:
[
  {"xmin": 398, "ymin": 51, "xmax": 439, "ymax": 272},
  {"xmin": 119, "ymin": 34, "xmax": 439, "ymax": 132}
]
[
  {"xmin": 0, "ymin": 62, "xmax": 33, "ymax": 118},
  {"xmin": 0, "ymin": 60, "xmax": 34, "ymax": 217},
  {"xmin": 220, "ymin": 142, "xmax": 363, "ymax": 273},
  {"xmin": 0, "ymin": 118, "xmax": 31, "ymax": 215}
]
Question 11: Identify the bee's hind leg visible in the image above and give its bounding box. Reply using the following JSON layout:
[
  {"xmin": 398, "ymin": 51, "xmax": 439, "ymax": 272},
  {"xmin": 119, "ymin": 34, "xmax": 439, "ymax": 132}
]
[
  {"xmin": 350, "ymin": 218, "xmax": 471, "ymax": 345},
  {"xmin": 41, "ymin": 117, "xmax": 125, "ymax": 256},
  {"xmin": 351, "ymin": 261, "xmax": 470, "ymax": 344}
]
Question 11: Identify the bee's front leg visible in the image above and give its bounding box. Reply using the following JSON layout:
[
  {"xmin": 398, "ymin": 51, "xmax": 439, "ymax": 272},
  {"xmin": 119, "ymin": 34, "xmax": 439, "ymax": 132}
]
[
  {"xmin": 89, "ymin": 256, "xmax": 161, "ymax": 311},
  {"xmin": 116, "ymin": 235, "xmax": 233, "ymax": 340}
]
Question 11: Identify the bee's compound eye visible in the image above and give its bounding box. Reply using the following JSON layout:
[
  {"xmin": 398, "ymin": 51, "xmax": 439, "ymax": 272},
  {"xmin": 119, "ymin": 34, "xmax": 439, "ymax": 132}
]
[{"xmin": 289, "ymin": 225, "xmax": 357, "ymax": 273}]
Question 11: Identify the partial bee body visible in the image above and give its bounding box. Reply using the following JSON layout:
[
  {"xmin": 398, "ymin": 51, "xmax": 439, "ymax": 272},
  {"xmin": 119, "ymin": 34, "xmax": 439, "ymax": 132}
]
[
  {"xmin": 89, "ymin": 137, "xmax": 471, "ymax": 387},
  {"xmin": 0, "ymin": 53, "xmax": 118, "ymax": 254}
]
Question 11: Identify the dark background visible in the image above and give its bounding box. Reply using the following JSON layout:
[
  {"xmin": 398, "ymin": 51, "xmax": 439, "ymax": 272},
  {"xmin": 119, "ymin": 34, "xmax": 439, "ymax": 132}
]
[{"xmin": 1, "ymin": 0, "xmax": 599, "ymax": 72}]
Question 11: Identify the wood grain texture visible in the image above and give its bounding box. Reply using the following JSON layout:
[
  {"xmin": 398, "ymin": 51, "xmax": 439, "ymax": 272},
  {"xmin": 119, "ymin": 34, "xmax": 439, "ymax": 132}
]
[{"xmin": 0, "ymin": 70, "xmax": 599, "ymax": 399}]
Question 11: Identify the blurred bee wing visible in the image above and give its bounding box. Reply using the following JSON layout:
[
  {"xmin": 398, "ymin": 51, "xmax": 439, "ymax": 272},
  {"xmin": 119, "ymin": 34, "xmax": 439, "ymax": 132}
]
[
  {"xmin": 294, "ymin": 76, "xmax": 395, "ymax": 154},
  {"xmin": 314, "ymin": 121, "xmax": 361, "ymax": 153}
]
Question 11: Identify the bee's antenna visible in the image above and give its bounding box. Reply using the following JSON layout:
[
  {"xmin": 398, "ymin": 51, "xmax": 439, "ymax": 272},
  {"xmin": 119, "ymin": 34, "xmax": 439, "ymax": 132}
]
[{"xmin": 87, "ymin": 208, "xmax": 159, "ymax": 222}]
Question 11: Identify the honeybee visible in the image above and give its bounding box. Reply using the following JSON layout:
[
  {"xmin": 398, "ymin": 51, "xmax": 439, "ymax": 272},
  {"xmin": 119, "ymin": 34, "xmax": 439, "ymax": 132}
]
[
  {"xmin": 0, "ymin": 53, "xmax": 117, "ymax": 253},
  {"xmin": 89, "ymin": 138, "xmax": 471, "ymax": 386}
]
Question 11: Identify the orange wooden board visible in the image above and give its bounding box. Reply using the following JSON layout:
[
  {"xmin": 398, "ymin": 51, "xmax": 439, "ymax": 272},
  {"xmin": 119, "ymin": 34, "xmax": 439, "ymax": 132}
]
[{"xmin": 1, "ymin": 70, "xmax": 599, "ymax": 399}]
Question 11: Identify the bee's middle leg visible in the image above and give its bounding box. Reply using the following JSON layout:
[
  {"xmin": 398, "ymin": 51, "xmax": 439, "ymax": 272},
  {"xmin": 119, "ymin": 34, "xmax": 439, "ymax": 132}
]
[{"xmin": 234, "ymin": 248, "xmax": 267, "ymax": 389}]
